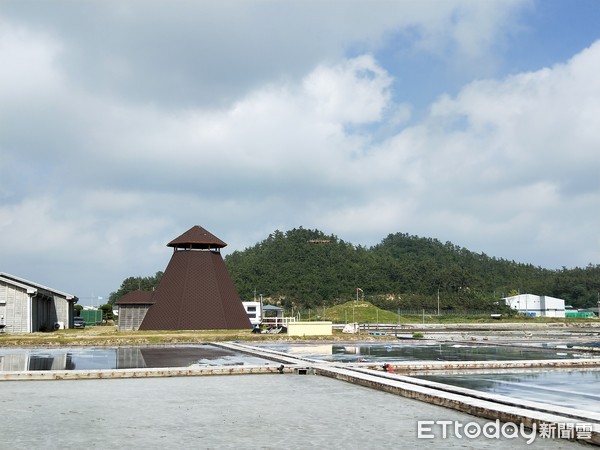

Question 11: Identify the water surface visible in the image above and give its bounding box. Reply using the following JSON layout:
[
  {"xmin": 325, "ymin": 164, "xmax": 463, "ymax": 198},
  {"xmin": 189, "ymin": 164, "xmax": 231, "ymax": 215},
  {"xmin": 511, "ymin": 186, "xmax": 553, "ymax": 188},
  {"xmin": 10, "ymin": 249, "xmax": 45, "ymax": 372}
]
[
  {"xmin": 0, "ymin": 345, "xmax": 271, "ymax": 371},
  {"xmin": 418, "ymin": 370, "xmax": 600, "ymax": 413},
  {"xmin": 258, "ymin": 342, "xmax": 592, "ymax": 363}
]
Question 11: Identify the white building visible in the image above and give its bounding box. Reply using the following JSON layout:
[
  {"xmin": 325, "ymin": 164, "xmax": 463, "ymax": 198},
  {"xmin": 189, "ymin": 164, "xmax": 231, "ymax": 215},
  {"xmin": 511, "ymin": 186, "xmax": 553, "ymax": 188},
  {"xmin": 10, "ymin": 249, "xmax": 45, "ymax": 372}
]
[
  {"xmin": 0, "ymin": 272, "xmax": 78, "ymax": 333},
  {"xmin": 241, "ymin": 302, "xmax": 296, "ymax": 327},
  {"xmin": 242, "ymin": 301, "xmax": 262, "ymax": 325},
  {"xmin": 503, "ymin": 294, "xmax": 565, "ymax": 318}
]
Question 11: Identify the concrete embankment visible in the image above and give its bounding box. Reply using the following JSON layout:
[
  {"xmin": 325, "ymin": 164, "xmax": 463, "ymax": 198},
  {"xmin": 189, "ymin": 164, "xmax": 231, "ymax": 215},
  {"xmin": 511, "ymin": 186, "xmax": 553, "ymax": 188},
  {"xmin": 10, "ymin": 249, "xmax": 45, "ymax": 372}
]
[
  {"xmin": 0, "ymin": 364, "xmax": 289, "ymax": 381},
  {"xmin": 354, "ymin": 358, "xmax": 600, "ymax": 374}
]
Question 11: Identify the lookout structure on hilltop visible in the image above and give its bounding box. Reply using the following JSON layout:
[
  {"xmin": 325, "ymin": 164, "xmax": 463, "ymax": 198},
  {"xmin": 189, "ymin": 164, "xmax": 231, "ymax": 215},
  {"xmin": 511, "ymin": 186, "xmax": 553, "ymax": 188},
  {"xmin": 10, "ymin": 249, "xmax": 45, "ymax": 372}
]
[{"xmin": 137, "ymin": 225, "xmax": 251, "ymax": 331}]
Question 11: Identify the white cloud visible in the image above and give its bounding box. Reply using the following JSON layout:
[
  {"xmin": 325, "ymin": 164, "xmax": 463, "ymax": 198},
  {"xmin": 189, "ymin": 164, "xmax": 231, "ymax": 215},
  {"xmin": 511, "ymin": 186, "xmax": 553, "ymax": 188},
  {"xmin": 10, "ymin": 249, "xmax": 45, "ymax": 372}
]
[
  {"xmin": 0, "ymin": 1, "xmax": 531, "ymax": 106},
  {"xmin": 303, "ymin": 55, "xmax": 392, "ymax": 124},
  {"xmin": 0, "ymin": 1, "xmax": 597, "ymax": 300},
  {"xmin": 52, "ymin": 55, "xmax": 393, "ymax": 191},
  {"xmin": 0, "ymin": 19, "xmax": 63, "ymax": 101},
  {"xmin": 426, "ymin": 40, "xmax": 600, "ymax": 193},
  {"xmin": 375, "ymin": 41, "xmax": 600, "ymax": 264}
]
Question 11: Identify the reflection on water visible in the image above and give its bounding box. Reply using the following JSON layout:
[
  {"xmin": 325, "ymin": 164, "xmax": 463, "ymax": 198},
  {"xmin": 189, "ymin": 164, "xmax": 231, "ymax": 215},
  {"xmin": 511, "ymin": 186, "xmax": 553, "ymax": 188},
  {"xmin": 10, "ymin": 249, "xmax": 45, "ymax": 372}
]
[
  {"xmin": 511, "ymin": 341, "xmax": 600, "ymax": 349},
  {"xmin": 419, "ymin": 370, "xmax": 600, "ymax": 413},
  {"xmin": 259, "ymin": 342, "xmax": 591, "ymax": 363},
  {"xmin": 0, "ymin": 345, "xmax": 268, "ymax": 371},
  {"xmin": 260, "ymin": 342, "xmax": 600, "ymax": 413}
]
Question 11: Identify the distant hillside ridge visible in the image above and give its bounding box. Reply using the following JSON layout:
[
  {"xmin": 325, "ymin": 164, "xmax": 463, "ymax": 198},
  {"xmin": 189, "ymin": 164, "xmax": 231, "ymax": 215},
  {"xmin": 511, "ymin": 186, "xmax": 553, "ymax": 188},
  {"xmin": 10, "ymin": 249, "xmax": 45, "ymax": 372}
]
[{"xmin": 224, "ymin": 227, "xmax": 599, "ymax": 312}]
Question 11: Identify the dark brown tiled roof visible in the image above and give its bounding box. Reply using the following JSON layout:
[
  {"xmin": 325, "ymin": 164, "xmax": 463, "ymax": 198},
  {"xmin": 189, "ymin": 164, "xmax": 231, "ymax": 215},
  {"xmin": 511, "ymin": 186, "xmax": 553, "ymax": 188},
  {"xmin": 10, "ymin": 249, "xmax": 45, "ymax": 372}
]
[
  {"xmin": 167, "ymin": 225, "xmax": 227, "ymax": 249},
  {"xmin": 115, "ymin": 290, "xmax": 154, "ymax": 305},
  {"xmin": 138, "ymin": 249, "xmax": 251, "ymax": 330}
]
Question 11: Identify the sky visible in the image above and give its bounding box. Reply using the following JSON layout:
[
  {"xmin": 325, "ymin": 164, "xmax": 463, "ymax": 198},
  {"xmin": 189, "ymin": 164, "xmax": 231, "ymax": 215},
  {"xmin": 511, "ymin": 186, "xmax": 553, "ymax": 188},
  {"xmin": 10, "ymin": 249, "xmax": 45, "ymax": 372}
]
[{"xmin": 1, "ymin": 0, "xmax": 599, "ymax": 305}]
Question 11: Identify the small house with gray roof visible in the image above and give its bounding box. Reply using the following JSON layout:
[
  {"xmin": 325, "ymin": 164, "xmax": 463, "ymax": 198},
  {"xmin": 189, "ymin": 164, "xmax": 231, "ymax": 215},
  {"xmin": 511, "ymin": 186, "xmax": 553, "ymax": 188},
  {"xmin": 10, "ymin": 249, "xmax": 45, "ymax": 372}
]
[{"xmin": 115, "ymin": 290, "xmax": 154, "ymax": 331}]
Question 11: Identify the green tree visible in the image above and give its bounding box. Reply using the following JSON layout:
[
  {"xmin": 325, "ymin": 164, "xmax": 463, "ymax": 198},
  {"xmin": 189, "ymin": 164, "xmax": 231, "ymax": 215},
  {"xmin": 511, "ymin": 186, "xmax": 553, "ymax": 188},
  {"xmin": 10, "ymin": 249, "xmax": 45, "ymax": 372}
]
[
  {"xmin": 108, "ymin": 271, "xmax": 163, "ymax": 305},
  {"xmin": 111, "ymin": 227, "xmax": 596, "ymax": 316},
  {"xmin": 99, "ymin": 304, "xmax": 114, "ymax": 323}
]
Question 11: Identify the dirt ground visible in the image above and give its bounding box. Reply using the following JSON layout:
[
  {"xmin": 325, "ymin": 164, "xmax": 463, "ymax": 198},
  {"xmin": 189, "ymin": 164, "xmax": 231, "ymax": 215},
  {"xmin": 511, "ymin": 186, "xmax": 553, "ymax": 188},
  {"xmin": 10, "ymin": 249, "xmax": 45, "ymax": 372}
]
[{"xmin": 1, "ymin": 321, "xmax": 599, "ymax": 347}]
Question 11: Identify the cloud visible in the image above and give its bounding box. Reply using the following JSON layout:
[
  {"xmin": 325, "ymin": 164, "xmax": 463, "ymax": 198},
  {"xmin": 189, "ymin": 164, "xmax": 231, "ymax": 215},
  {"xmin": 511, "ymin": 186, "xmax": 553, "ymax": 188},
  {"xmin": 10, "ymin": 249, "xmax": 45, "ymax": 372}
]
[
  {"xmin": 371, "ymin": 40, "xmax": 600, "ymax": 264},
  {"xmin": 0, "ymin": 19, "xmax": 63, "ymax": 101},
  {"xmin": 0, "ymin": 1, "xmax": 529, "ymax": 105},
  {"xmin": 426, "ymin": 40, "xmax": 600, "ymax": 193},
  {"xmin": 0, "ymin": 1, "xmax": 597, "ymax": 301}
]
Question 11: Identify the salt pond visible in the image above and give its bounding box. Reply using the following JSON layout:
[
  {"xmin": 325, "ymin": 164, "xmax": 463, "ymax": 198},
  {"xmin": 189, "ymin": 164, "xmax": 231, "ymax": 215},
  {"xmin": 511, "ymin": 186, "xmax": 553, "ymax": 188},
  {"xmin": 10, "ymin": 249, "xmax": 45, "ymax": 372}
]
[
  {"xmin": 0, "ymin": 344, "xmax": 272, "ymax": 371},
  {"xmin": 1, "ymin": 342, "xmax": 597, "ymax": 371},
  {"xmin": 255, "ymin": 342, "xmax": 600, "ymax": 414},
  {"xmin": 257, "ymin": 342, "xmax": 597, "ymax": 363},
  {"xmin": 1, "ymin": 341, "xmax": 598, "ymax": 446},
  {"xmin": 418, "ymin": 369, "xmax": 600, "ymax": 413},
  {"xmin": 0, "ymin": 374, "xmax": 580, "ymax": 449}
]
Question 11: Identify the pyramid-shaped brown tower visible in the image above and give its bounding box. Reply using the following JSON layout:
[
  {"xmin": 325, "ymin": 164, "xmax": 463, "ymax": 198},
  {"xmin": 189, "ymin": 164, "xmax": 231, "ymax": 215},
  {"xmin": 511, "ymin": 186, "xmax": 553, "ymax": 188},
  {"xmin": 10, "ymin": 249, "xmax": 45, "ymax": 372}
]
[{"xmin": 139, "ymin": 225, "xmax": 251, "ymax": 330}]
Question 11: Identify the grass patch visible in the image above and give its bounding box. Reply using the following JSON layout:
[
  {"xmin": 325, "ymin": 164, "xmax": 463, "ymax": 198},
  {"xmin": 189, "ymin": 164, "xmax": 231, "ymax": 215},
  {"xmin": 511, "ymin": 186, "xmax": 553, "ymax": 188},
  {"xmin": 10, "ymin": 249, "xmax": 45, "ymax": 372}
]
[
  {"xmin": 0, "ymin": 312, "xmax": 596, "ymax": 347},
  {"xmin": 0, "ymin": 326, "xmax": 357, "ymax": 347},
  {"xmin": 321, "ymin": 301, "xmax": 400, "ymax": 324}
]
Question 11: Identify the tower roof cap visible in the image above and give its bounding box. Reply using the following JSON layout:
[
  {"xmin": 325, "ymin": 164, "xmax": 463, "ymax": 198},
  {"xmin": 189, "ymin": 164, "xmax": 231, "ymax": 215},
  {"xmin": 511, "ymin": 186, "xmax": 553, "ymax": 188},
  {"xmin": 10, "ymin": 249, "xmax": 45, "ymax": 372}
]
[{"xmin": 167, "ymin": 225, "xmax": 227, "ymax": 249}]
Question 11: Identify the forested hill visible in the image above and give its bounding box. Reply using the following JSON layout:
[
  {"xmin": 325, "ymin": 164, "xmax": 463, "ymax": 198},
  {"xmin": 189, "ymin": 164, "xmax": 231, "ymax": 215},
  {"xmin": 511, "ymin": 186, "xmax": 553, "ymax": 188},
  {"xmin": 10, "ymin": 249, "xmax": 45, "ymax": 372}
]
[{"xmin": 224, "ymin": 227, "xmax": 599, "ymax": 312}]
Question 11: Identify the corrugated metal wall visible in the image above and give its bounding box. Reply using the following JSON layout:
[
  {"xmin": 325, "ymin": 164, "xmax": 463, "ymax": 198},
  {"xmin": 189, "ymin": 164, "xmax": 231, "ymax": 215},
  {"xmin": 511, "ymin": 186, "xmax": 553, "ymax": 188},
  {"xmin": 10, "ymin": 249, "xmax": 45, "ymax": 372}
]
[
  {"xmin": 118, "ymin": 305, "xmax": 150, "ymax": 331},
  {"xmin": 0, "ymin": 282, "xmax": 30, "ymax": 333}
]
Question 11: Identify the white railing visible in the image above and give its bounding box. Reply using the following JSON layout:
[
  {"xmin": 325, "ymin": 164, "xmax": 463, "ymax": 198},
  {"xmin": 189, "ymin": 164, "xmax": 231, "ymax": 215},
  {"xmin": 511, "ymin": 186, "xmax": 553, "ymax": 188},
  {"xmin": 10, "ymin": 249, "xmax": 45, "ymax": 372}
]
[{"xmin": 261, "ymin": 316, "xmax": 296, "ymax": 327}]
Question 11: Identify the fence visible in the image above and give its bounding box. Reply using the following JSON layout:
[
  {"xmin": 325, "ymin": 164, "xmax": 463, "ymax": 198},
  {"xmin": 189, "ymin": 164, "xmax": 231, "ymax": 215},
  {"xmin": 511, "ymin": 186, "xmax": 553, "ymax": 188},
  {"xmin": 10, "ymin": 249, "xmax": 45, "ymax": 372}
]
[
  {"xmin": 261, "ymin": 316, "xmax": 296, "ymax": 327},
  {"xmin": 79, "ymin": 309, "xmax": 103, "ymax": 326},
  {"xmin": 394, "ymin": 309, "xmax": 501, "ymax": 316}
]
